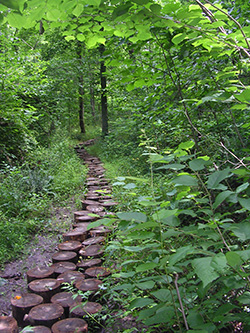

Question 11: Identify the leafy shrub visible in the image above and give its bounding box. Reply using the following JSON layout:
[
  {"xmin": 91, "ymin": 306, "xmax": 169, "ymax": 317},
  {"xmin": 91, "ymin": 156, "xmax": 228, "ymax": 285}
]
[{"xmin": 99, "ymin": 141, "xmax": 250, "ymax": 332}]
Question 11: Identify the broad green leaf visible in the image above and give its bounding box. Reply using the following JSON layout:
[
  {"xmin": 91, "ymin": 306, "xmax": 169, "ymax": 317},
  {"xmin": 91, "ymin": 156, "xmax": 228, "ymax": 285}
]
[
  {"xmin": 148, "ymin": 153, "xmax": 164, "ymax": 163},
  {"xmin": 238, "ymin": 291, "xmax": 250, "ymax": 305},
  {"xmin": 129, "ymin": 297, "xmax": 154, "ymax": 309},
  {"xmin": 137, "ymin": 31, "xmax": 152, "ymax": 41},
  {"xmin": 178, "ymin": 141, "xmax": 195, "ymax": 150},
  {"xmin": 238, "ymin": 197, "xmax": 250, "ymax": 210},
  {"xmin": 156, "ymin": 163, "xmax": 185, "ymax": 170},
  {"xmin": 86, "ymin": 36, "xmax": 105, "ymax": 48},
  {"xmin": 150, "ymin": 4, "xmax": 161, "ymax": 14},
  {"xmin": 172, "ymin": 32, "xmax": 187, "ymax": 45},
  {"xmin": 72, "ymin": 4, "xmax": 84, "ymax": 17},
  {"xmin": 46, "ymin": 8, "xmax": 61, "ymax": 21},
  {"xmin": 65, "ymin": 36, "xmax": 76, "ymax": 41},
  {"xmin": 187, "ymin": 310, "xmax": 204, "ymax": 329},
  {"xmin": 124, "ymin": 245, "xmax": 153, "ymax": 252},
  {"xmin": 189, "ymin": 159, "xmax": 210, "ymax": 171},
  {"xmin": 151, "ymin": 289, "xmax": 171, "ymax": 302},
  {"xmin": 207, "ymin": 168, "xmax": 231, "ymax": 189},
  {"xmin": 136, "ymin": 262, "xmax": 157, "ymax": 272},
  {"xmin": 87, "ymin": 218, "xmax": 111, "ymax": 230},
  {"xmin": 129, "ymin": 231, "xmax": 155, "ymax": 240},
  {"xmin": 84, "ymin": 0, "xmax": 101, "ymax": 5},
  {"xmin": 236, "ymin": 182, "xmax": 249, "ymax": 194},
  {"xmin": 131, "ymin": 0, "xmax": 149, "ymax": 4},
  {"xmin": 211, "ymin": 253, "xmax": 227, "ymax": 274},
  {"xmin": 112, "ymin": 3, "xmax": 133, "ymax": 19},
  {"xmin": 28, "ymin": 6, "xmax": 46, "ymax": 22},
  {"xmin": 226, "ymin": 251, "xmax": 243, "ymax": 267},
  {"xmin": 145, "ymin": 306, "xmax": 174, "ymax": 325},
  {"xmin": 134, "ymin": 79, "xmax": 146, "ymax": 88},
  {"xmin": 76, "ymin": 33, "xmax": 85, "ymax": 42},
  {"xmin": 117, "ymin": 211, "xmax": 147, "ymax": 222},
  {"xmin": 235, "ymin": 88, "xmax": 250, "ymax": 103},
  {"xmin": 136, "ymin": 281, "xmax": 155, "ymax": 290},
  {"xmin": 7, "ymin": 12, "xmax": 26, "ymax": 28},
  {"xmin": 178, "ymin": 209, "xmax": 197, "ymax": 217},
  {"xmin": 231, "ymin": 222, "xmax": 250, "ymax": 241},
  {"xmin": 236, "ymin": 249, "xmax": 250, "ymax": 261},
  {"xmin": 152, "ymin": 208, "xmax": 178, "ymax": 221},
  {"xmin": 213, "ymin": 190, "xmax": 234, "ymax": 209},
  {"xmin": 130, "ymin": 221, "xmax": 158, "ymax": 230},
  {"xmin": 0, "ymin": 0, "xmax": 19, "ymax": 10},
  {"xmin": 123, "ymin": 182, "xmax": 136, "ymax": 189},
  {"xmin": 192, "ymin": 257, "xmax": 219, "ymax": 287},
  {"xmin": 172, "ymin": 175, "xmax": 198, "ymax": 187},
  {"xmin": 169, "ymin": 245, "xmax": 194, "ymax": 265}
]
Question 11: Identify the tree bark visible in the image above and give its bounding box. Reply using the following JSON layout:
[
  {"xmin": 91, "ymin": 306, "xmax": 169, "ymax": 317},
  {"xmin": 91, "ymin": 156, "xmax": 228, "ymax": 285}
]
[
  {"xmin": 100, "ymin": 44, "xmax": 108, "ymax": 136},
  {"xmin": 77, "ymin": 42, "xmax": 85, "ymax": 134}
]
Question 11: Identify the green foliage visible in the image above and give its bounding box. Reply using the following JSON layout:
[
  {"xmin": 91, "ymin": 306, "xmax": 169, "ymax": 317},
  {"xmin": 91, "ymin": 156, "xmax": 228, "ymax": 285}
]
[
  {"xmin": 99, "ymin": 141, "xmax": 250, "ymax": 331},
  {"xmin": 0, "ymin": 133, "xmax": 87, "ymax": 264}
]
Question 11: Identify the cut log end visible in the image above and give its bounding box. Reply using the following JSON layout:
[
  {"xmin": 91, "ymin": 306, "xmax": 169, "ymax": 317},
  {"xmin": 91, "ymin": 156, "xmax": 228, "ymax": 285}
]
[{"xmin": 51, "ymin": 318, "xmax": 88, "ymax": 333}]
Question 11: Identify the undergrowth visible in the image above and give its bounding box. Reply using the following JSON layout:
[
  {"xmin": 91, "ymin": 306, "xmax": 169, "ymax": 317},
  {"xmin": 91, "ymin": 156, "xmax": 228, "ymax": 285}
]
[
  {"xmin": 0, "ymin": 132, "xmax": 87, "ymax": 265},
  {"xmin": 87, "ymin": 139, "xmax": 250, "ymax": 332}
]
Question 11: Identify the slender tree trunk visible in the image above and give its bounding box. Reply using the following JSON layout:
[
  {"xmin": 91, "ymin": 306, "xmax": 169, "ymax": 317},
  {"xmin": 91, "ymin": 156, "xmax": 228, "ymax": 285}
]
[
  {"xmin": 77, "ymin": 42, "xmax": 85, "ymax": 134},
  {"xmin": 99, "ymin": 44, "xmax": 108, "ymax": 136}
]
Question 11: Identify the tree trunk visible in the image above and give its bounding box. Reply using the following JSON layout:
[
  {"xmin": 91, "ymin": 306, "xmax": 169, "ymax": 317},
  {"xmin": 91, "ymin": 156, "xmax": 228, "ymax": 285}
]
[
  {"xmin": 77, "ymin": 42, "xmax": 85, "ymax": 134},
  {"xmin": 99, "ymin": 44, "xmax": 108, "ymax": 136}
]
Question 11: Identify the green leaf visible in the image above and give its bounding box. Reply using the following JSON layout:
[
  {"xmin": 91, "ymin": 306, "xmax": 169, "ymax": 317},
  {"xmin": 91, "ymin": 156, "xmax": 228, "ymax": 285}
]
[
  {"xmin": 187, "ymin": 310, "xmax": 204, "ymax": 329},
  {"xmin": 213, "ymin": 190, "xmax": 234, "ymax": 209},
  {"xmin": 231, "ymin": 222, "xmax": 250, "ymax": 241},
  {"xmin": 65, "ymin": 36, "xmax": 75, "ymax": 41},
  {"xmin": 172, "ymin": 175, "xmax": 198, "ymax": 187},
  {"xmin": 117, "ymin": 212, "xmax": 147, "ymax": 222},
  {"xmin": 136, "ymin": 281, "xmax": 155, "ymax": 290},
  {"xmin": 84, "ymin": 0, "xmax": 101, "ymax": 5},
  {"xmin": 136, "ymin": 262, "xmax": 157, "ymax": 272},
  {"xmin": 226, "ymin": 251, "xmax": 243, "ymax": 268},
  {"xmin": 150, "ymin": 4, "xmax": 161, "ymax": 14},
  {"xmin": 210, "ymin": 253, "xmax": 227, "ymax": 274},
  {"xmin": 130, "ymin": 221, "xmax": 158, "ymax": 230},
  {"xmin": 145, "ymin": 306, "xmax": 174, "ymax": 325},
  {"xmin": 189, "ymin": 159, "xmax": 210, "ymax": 171},
  {"xmin": 172, "ymin": 32, "xmax": 187, "ymax": 45},
  {"xmin": 72, "ymin": 3, "xmax": 84, "ymax": 17},
  {"xmin": 86, "ymin": 36, "xmax": 106, "ymax": 48},
  {"xmin": 129, "ymin": 231, "xmax": 155, "ymax": 240},
  {"xmin": 156, "ymin": 163, "xmax": 185, "ymax": 170},
  {"xmin": 112, "ymin": 3, "xmax": 133, "ymax": 19},
  {"xmin": 151, "ymin": 289, "xmax": 171, "ymax": 302},
  {"xmin": 207, "ymin": 168, "xmax": 231, "ymax": 189},
  {"xmin": 0, "ymin": 0, "xmax": 19, "ymax": 10},
  {"xmin": 169, "ymin": 245, "xmax": 194, "ymax": 265},
  {"xmin": 236, "ymin": 182, "xmax": 249, "ymax": 194},
  {"xmin": 131, "ymin": 0, "xmax": 149, "ymax": 4},
  {"xmin": 7, "ymin": 12, "xmax": 26, "ymax": 28},
  {"xmin": 46, "ymin": 8, "xmax": 62, "ymax": 21},
  {"xmin": 178, "ymin": 141, "xmax": 195, "ymax": 150},
  {"xmin": 129, "ymin": 297, "xmax": 154, "ymax": 309},
  {"xmin": 192, "ymin": 257, "xmax": 219, "ymax": 287},
  {"xmin": 238, "ymin": 291, "xmax": 250, "ymax": 305},
  {"xmin": 76, "ymin": 33, "xmax": 85, "ymax": 42},
  {"xmin": 235, "ymin": 88, "xmax": 250, "ymax": 103},
  {"xmin": 152, "ymin": 208, "xmax": 178, "ymax": 221},
  {"xmin": 238, "ymin": 197, "xmax": 250, "ymax": 210}
]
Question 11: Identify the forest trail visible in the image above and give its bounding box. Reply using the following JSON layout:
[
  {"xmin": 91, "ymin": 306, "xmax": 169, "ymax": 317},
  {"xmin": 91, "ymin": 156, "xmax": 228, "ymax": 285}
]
[{"xmin": 0, "ymin": 140, "xmax": 119, "ymax": 332}]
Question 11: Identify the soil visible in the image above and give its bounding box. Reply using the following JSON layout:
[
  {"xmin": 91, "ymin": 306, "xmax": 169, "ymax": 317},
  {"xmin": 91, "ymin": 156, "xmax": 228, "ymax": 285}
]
[{"xmin": 0, "ymin": 203, "xmax": 74, "ymax": 317}]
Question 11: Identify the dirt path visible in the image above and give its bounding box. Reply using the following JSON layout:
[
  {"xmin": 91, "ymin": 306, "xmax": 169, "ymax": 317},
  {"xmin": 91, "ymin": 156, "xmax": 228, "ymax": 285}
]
[{"xmin": 0, "ymin": 205, "xmax": 74, "ymax": 317}]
